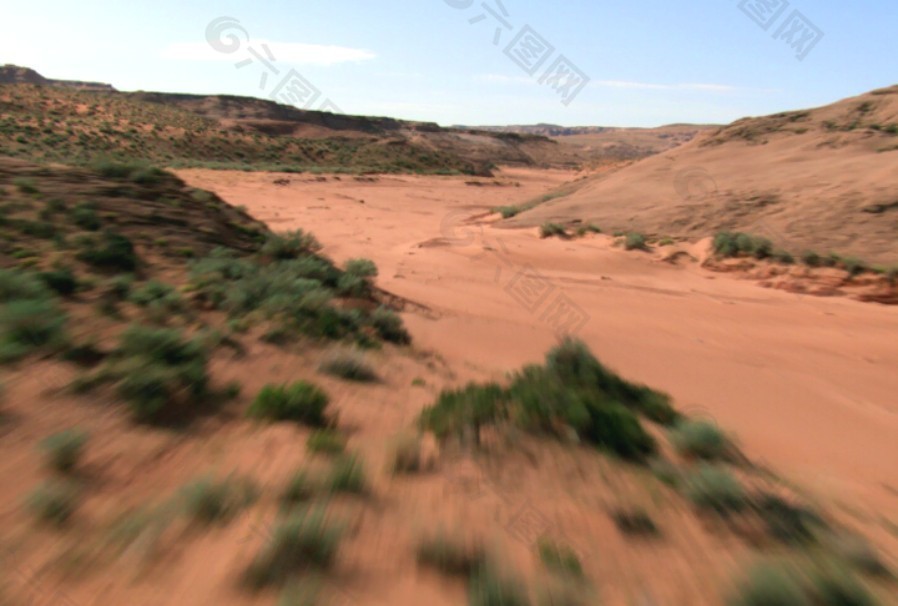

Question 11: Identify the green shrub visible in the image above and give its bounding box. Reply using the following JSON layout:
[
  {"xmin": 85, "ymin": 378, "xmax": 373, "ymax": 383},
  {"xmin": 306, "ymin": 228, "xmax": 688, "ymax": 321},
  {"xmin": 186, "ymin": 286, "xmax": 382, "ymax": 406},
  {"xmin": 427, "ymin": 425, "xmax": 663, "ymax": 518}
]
[
  {"xmin": 38, "ymin": 267, "xmax": 78, "ymax": 296},
  {"xmin": 109, "ymin": 325, "xmax": 210, "ymax": 423},
  {"xmin": 685, "ymin": 465, "xmax": 747, "ymax": 514},
  {"xmin": 0, "ymin": 268, "xmax": 52, "ymax": 303},
  {"xmin": 468, "ymin": 563, "xmax": 531, "ymax": 606},
  {"xmin": 810, "ymin": 567, "xmax": 878, "ymax": 606},
  {"xmin": 713, "ymin": 232, "xmax": 774, "ymax": 259},
  {"xmin": 179, "ymin": 475, "xmax": 257, "ymax": 525},
  {"xmin": 72, "ymin": 204, "xmax": 102, "ymax": 231},
  {"xmin": 575, "ymin": 224, "xmax": 601, "ymax": 237},
  {"xmin": 261, "ymin": 230, "xmax": 322, "ymax": 260},
  {"xmin": 370, "ymin": 307, "xmax": 410, "ymax": 344},
  {"xmin": 281, "ymin": 470, "xmax": 316, "ymax": 508},
  {"xmin": 306, "ymin": 429, "xmax": 346, "ymax": 456},
  {"xmin": 624, "ymin": 233, "xmax": 648, "ymax": 251},
  {"xmin": 244, "ymin": 508, "xmax": 343, "ymax": 588},
  {"xmin": 421, "ymin": 339, "xmax": 669, "ymax": 460},
  {"xmin": 670, "ymin": 419, "xmax": 733, "ymax": 460},
  {"xmin": 728, "ymin": 563, "xmax": 810, "ymax": 606},
  {"xmin": 318, "ymin": 348, "xmax": 377, "ymax": 382},
  {"xmin": 0, "ymin": 300, "xmax": 67, "ymax": 362},
  {"xmin": 105, "ymin": 274, "xmax": 134, "ymax": 300},
  {"xmin": 754, "ymin": 494, "xmax": 822, "ymax": 545},
  {"xmin": 13, "ymin": 177, "xmax": 39, "ymax": 194},
  {"xmin": 327, "ymin": 454, "xmax": 366, "ymax": 494},
  {"xmin": 130, "ymin": 280, "xmax": 183, "ymax": 311},
  {"xmin": 611, "ymin": 508, "xmax": 659, "ymax": 536},
  {"xmin": 537, "ymin": 538, "xmax": 583, "ymax": 577},
  {"xmin": 545, "ymin": 338, "xmax": 678, "ymax": 425},
  {"xmin": 842, "ymin": 257, "xmax": 868, "ymax": 277},
  {"xmin": 248, "ymin": 381, "xmax": 330, "ymax": 426},
  {"xmin": 801, "ymin": 251, "xmax": 821, "ymax": 267},
  {"xmin": 26, "ymin": 480, "xmax": 79, "ymax": 526},
  {"xmin": 772, "ymin": 250, "xmax": 795, "ymax": 264},
  {"xmin": 420, "ymin": 382, "xmax": 505, "ymax": 445},
  {"xmin": 76, "ymin": 231, "xmax": 138, "ymax": 272},
  {"xmin": 39, "ymin": 429, "xmax": 88, "ymax": 473},
  {"xmin": 540, "ymin": 223, "xmax": 567, "ymax": 239},
  {"xmin": 344, "ymin": 258, "xmax": 378, "ymax": 279},
  {"xmin": 416, "ymin": 534, "xmax": 485, "ymax": 577},
  {"xmin": 495, "ymin": 206, "xmax": 521, "ymax": 219}
]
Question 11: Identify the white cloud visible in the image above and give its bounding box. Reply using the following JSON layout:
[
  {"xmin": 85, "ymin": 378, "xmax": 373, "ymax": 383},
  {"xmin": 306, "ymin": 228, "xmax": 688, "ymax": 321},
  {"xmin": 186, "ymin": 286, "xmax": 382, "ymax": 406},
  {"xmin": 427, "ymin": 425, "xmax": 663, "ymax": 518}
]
[
  {"xmin": 475, "ymin": 73, "xmax": 533, "ymax": 85},
  {"xmin": 161, "ymin": 41, "xmax": 375, "ymax": 66},
  {"xmin": 594, "ymin": 80, "xmax": 741, "ymax": 92}
]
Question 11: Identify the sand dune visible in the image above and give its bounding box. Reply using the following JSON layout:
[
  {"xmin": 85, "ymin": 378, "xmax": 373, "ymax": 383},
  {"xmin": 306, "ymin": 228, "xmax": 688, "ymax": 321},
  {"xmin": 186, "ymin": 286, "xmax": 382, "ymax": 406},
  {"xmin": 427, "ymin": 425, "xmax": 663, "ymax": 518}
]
[{"xmin": 508, "ymin": 86, "xmax": 898, "ymax": 265}]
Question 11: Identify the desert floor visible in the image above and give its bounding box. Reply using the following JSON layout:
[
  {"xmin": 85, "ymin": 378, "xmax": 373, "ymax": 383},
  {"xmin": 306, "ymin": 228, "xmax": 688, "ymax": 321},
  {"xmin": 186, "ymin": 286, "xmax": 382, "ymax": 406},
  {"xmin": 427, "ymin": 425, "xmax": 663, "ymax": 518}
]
[{"xmin": 178, "ymin": 165, "xmax": 898, "ymax": 530}]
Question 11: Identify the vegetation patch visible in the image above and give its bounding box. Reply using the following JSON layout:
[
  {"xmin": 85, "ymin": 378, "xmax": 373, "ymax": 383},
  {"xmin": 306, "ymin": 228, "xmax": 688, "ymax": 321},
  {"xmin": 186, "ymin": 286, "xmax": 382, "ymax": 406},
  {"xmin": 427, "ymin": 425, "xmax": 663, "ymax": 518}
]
[
  {"xmin": 421, "ymin": 338, "xmax": 677, "ymax": 461},
  {"xmin": 248, "ymin": 381, "xmax": 331, "ymax": 426}
]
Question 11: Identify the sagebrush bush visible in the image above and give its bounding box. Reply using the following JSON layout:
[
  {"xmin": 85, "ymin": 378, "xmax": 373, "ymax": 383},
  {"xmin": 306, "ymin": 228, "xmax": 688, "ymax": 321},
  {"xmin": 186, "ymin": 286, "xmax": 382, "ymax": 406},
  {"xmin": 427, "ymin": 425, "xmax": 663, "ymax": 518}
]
[
  {"xmin": 318, "ymin": 348, "xmax": 378, "ymax": 382},
  {"xmin": 306, "ymin": 429, "xmax": 346, "ymax": 456},
  {"xmin": 670, "ymin": 419, "xmax": 733, "ymax": 460},
  {"xmin": 0, "ymin": 300, "xmax": 67, "ymax": 362},
  {"xmin": 39, "ymin": 429, "xmax": 88, "ymax": 473},
  {"xmin": 468, "ymin": 562, "xmax": 531, "ymax": 606},
  {"xmin": 624, "ymin": 233, "xmax": 648, "ymax": 251},
  {"xmin": 416, "ymin": 534, "xmax": 486, "ymax": 577},
  {"xmin": 76, "ymin": 231, "xmax": 138, "ymax": 271},
  {"xmin": 537, "ymin": 538, "xmax": 583, "ymax": 577},
  {"xmin": 728, "ymin": 563, "xmax": 810, "ymax": 606},
  {"xmin": 611, "ymin": 508, "xmax": 659, "ymax": 536},
  {"xmin": 0, "ymin": 268, "xmax": 52, "ymax": 302},
  {"xmin": 370, "ymin": 307, "xmax": 410, "ymax": 344},
  {"xmin": 261, "ymin": 230, "xmax": 322, "ymax": 260},
  {"xmin": 420, "ymin": 382, "xmax": 505, "ymax": 445},
  {"xmin": 180, "ymin": 475, "xmax": 257, "ymax": 525},
  {"xmin": 713, "ymin": 232, "xmax": 773, "ymax": 260},
  {"xmin": 281, "ymin": 470, "xmax": 316, "ymax": 508},
  {"xmin": 338, "ymin": 258, "xmax": 378, "ymax": 296},
  {"xmin": 106, "ymin": 325, "xmax": 210, "ymax": 423},
  {"xmin": 130, "ymin": 280, "xmax": 182, "ymax": 308},
  {"xmin": 540, "ymin": 223, "xmax": 568, "ymax": 239},
  {"xmin": 26, "ymin": 480, "xmax": 79, "ymax": 526},
  {"xmin": 545, "ymin": 338, "xmax": 678, "ymax": 425},
  {"xmin": 71, "ymin": 203, "xmax": 101, "ymax": 231},
  {"xmin": 327, "ymin": 454, "xmax": 366, "ymax": 494},
  {"xmin": 420, "ymin": 338, "xmax": 671, "ymax": 460},
  {"xmin": 685, "ymin": 465, "xmax": 747, "ymax": 514},
  {"xmin": 38, "ymin": 266, "xmax": 78, "ymax": 296},
  {"xmin": 245, "ymin": 508, "xmax": 343, "ymax": 588},
  {"xmin": 495, "ymin": 206, "xmax": 520, "ymax": 219},
  {"xmin": 754, "ymin": 494, "xmax": 821, "ymax": 545},
  {"xmin": 248, "ymin": 381, "xmax": 330, "ymax": 426},
  {"xmin": 810, "ymin": 567, "xmax": 878, "ymax": 606}
]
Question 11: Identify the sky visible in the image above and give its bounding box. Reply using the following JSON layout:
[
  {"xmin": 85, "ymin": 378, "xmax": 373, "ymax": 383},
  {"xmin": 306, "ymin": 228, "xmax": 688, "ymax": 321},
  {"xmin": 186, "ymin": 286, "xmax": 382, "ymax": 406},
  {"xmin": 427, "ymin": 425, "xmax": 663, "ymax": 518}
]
[{"xmin": 1, "ymin": 0, "xmax": 896, "ymax": 127}]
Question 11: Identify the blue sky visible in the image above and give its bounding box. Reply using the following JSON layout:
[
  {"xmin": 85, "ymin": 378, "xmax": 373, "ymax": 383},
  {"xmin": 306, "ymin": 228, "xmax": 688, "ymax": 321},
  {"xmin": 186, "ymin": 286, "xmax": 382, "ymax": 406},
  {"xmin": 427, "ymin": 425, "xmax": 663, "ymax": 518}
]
[{"xmin": 2, "ymin": 0, "xmax": 896, "ymax": 127}]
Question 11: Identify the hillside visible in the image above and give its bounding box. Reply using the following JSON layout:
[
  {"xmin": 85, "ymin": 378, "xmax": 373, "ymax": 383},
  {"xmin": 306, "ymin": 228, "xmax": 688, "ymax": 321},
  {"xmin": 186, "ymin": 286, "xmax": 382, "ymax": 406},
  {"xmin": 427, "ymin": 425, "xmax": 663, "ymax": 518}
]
[
  {"xmin": 0, "ymin": 66, "xmax": 708, "ymax": 176},
  {"xmin": 0, "ymin": 64, "xmax": 115, "ymax": 92},
  {"xmin": 508, "ymin": 85, "xmax": 898, "ymax": 264},
  {"xmin": 461, "ymin": 123, "xmax": 716, "ymax": 164}
]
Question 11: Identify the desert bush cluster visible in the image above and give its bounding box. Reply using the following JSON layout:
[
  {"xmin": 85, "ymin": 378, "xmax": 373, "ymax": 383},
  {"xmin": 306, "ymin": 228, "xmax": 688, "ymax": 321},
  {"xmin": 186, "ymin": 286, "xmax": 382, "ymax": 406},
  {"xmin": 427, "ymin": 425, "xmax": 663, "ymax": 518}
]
[{"xmin": 420, "ymin": 338, "xmax": 678, "ymax": 460}]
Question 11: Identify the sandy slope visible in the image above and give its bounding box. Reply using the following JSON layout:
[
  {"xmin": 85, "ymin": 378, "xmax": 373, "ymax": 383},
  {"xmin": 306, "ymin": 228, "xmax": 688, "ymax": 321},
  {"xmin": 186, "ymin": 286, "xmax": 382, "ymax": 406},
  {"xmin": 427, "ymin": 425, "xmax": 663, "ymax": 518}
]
[
  {"xmin": 508, "ymin": 86, "xmax": 898, "ymax": 265},
  {"xmin": 176, "ymin": 167, "xmax": 898, "ymax": 531}
]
